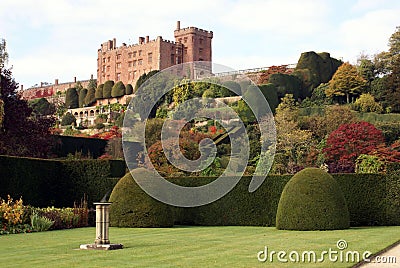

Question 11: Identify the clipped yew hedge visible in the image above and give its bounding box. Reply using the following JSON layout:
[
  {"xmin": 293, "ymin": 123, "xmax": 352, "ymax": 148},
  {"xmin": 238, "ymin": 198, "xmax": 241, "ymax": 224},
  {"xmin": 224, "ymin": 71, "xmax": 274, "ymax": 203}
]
[
  {"xmin": 109, "ymin": 169, "xmax": 173, "ymax": 227},
  {"xmin": 276, "ymin": 168, "xmax": 350, "ymax": 230},
  {"xmin": 0, "ymin": 155, "xmax": 125, "ymax": 207},
  {"xmin": 110, "ymin": 171, "xmax": 399, "ymax": 227}
]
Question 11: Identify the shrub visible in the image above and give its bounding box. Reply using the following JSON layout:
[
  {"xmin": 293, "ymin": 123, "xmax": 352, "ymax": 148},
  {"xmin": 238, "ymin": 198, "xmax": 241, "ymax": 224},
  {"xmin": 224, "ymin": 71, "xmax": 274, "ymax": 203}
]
[
  {"xmin": 354, "ymin": 93, "xmax": 383, "ymax": 113},
  {"xmin": 30, "ymin": 212, "xmax": 54, "ymax": 232},
  {"xmin": 95, "ymin": 84, "xmax": 104, "ymax": 99},
  {"xmin": 324, "ymin": 121, "xmax": 385, "ymax": 173},
  {"xmin": 78, "ymin": 88, "xmax": 87, "ymax": 108},
  {"xmin": 355, "ymin": 154, "xmax": 384, "ymax": 174},
  {"xmin": 109, "ymin": 169, "xmax": 174, "ymax": 227},
  {"xmin": 125, "ymin": 84, "xmax": 134, "ymax": 95},
  {"xmin": 102, "ymin": 80, "xmax": 114, "ymax": 99},
  {"xmin": 65, "ymin": 88, "xmax": 79, "ymax": 109},
  {"xmin": 85, "ymin": 87, "xmax": 96, "ymax": 106},
  {"xmin": 276, "ymin": 168, "xmax": 350, "ymax": 230},
  {"xmin": 0, "ymin": 156, "xmax": 124, "ymax": 207},
  {"xmin": 111, "ymin": 81, "xmax": 126, "ymax": 98},
  {"xmin": 61, "ymin": 112, "xmax": 76, "ymax": 126},
  {"xmin": 258, "ymin": 83, "xmax": 279, "ymax": 113}
]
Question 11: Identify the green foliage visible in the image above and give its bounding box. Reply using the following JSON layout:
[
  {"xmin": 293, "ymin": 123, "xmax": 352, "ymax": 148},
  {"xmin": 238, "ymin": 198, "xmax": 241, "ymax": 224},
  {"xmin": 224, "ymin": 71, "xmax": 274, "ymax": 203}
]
[
  {"xmin": 29, "ymin": 98, "xmax": 56, "ymax": 117},
  {"xmin": 60, "ymin": 112, "xmax": 76, "ymax": 126},
  {"xmin": 65, "ymin": 88, "xmax": 78, "ymax": 109},
  {"xmin": 30, "ymin": 212, "xmax": 54, "ymax": 232},
  {"xmin": 125, "ymin": 84, "xmax": 133, "ymax": 95},
  {"xmin": 355, "ymin": 154, "xmax": 384, "ymax": 174},
  {"xmin": 294, "ymin": 51, "xmax": 342, "ymax": 95},
  {"xmin": 268, "ymin": 73, "xmax": 303, "ymax": 100},
  {"xmin": 78, "ymin": 88, "xmax": 87, "ymax": 108},
  {"xmin": 0, "ymin": 155, "xmax": 124, "ymax": 207},
  {"xmin": 95, "ymin": 84, "xmax": 104, "ymax": 99},
  {"xmin": 109, "ymin": 170, "xmax": 174, "ymax": 227},
  {"xmin": 326, "ymin": 62, "xmax": 367, "ymax": 103},
  {"xmin": 173, "ymin": 79, "xmax": 192, "ymax": 105},
  {"xmin": 84, "ymin": 87, "xmax": 96, "ymax": 106},
  {"xmin": 135, "ymin": 70, "xmax": 159, "ymax": 91},
  {"xmin": 276, "ymin": 168, "xmax": 350, "ymax": 230},
  {"xmin": 221, "ymin": 81, "xmax": 241, "ymax": 97},
  {"xmin": 335, "ymin": 173, "xmax": 392, "ymax": 225},
  {"xmin": 258, "ymin": 83, "xmax": 279, "ymax": 113},
  {"xmin": 102, "ymin": 80, "xmax": 114, "ymax": 99},
  {"xmin": 111, "ymin": 81, "xmax": 126, "ymax": 98},
  {"xmin": 233, "ymin": 99, "xmax": 255, "ymax": 124},
  {"xmin": 354, "ymin": 93, "xmax": 383, "ymax": 113}
]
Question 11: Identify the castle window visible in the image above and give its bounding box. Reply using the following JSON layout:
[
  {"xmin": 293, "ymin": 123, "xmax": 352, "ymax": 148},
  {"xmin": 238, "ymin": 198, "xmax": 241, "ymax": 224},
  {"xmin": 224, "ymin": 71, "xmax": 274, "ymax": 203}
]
[
  {"xmin": 133, "ymin": 60, "xmax": 137, "ymax": 66},
  {"xmin": 199, "ymin": 48, "xmax": 203, "ymax": 54},
  {"xmin": 199, "ymin": 38, "xmax": 203, "ymax": 44},
  {"xmin": 116, "ymin": 62, "xmax": 122, "ymax": 69},
  {"xmin": 128, "ymin": 52, "xmax": 133, "ymax": 58},
  {"xmin": 133, "ymin": 51, "xmax": 137, "ymax": 57},
  {"xmin": 107, "ymin": 66, "xmax": 110, "ymax": 71},
  {"xmin": 116, "ymin": 73, "xmax": 121, "ymax": 81},
  {"xmin": 128, "ymin": 72, "xmax": 133, "ymax": 80},
  {"xmin": 184, "ymin": 37, "xmax": 187, "ymax": 43},
  {"xmin": 117, "ymin": 54, "xmax": 122, "ymax": 60},
  {"xmin": 138, "ymin": 50, "xmax": 142, "ymax": 56},
  {"xmin": 107, "ymin": 57, "xmax": 111, "ymax": 62},
  {"xmin": 133, "ymin": 70, "xmax": 137, "ymax": 78},
  {"xmin": 192, "ymin": 36, "xmax": 194, "ymax": 42},
  {"xmin": 184, "ymin": 48, "xmax": 188, "ymax": 54},
  {"xmin": 171, "ymin": 54, "xmax": 175, "ymax": 64},
  {"xmin": 102, "ymin": 66, "xmax": 106, "ymax": 72},
  {"xmin": 148, "ymin": 52, "xmax": 153, "ymax": 64},
  {"xmin": 103, "ymin": 58, "xmax": 106, "ymax": 63},
  {"xmin": 138, "ymin": 59, "xmax": 143, "ymax": 65},
  {"xmin": 128, "ymin": 61, "xmax": 133, "ymax": 67}
]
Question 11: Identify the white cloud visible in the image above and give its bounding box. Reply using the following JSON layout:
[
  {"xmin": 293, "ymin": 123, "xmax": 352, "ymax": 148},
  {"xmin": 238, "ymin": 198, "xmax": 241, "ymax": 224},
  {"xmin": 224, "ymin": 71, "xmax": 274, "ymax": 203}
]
[{"xmin": 337, "ymin": 8, "xmax": 399, "ymax": 62}]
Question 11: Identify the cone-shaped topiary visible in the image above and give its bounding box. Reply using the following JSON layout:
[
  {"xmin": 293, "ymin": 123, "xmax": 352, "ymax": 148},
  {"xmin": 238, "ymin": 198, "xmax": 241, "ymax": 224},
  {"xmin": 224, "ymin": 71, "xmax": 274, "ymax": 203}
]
[
  {"xmin": 276, "ymin": 168, "xmax": 350, "ymax": 230},
  {"xmin": 109, "ymin": 168, "xmax": 174, "ymax": 227}
]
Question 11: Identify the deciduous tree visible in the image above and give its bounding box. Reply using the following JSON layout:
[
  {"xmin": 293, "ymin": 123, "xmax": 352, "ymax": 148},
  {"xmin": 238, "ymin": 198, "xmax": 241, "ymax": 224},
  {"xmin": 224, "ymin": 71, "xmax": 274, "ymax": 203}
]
[
  {"xmin": 326, "ymin": 62, "xmax": 367, "ymax": 103},
  {"xmin": 324, "ymin": 121, "xmax": 385, "ymax": 173}
]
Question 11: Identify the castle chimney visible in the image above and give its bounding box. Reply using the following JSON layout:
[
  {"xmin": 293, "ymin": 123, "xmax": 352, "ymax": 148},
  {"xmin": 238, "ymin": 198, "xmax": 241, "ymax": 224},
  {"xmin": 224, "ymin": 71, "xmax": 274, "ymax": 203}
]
[
  {"xmin": 145, "ymin": 36, "xmax": 149, "ymax": 43},
  {"xmin": 176, "ymin": 21, "xmax": 180, "ymax": 30},
  {"xmin": 55, "ymin": 79, "xmax": 59, "ymax": 85},
  {"xmin": 113, "ymin": 38, "xmax": 116, "ymax": 49},
  {"xmin": 74, "ymin": 77, "xmax": 77, "ymax": 83},
  {"xmin": 139, "ymin": 37, "xmax": 145, "ymax": 44},
  {"xmin": 41, "ymin": 82, "xmax": 43, "ymax": 87},
  {"xmin": 91, "ymin": 74, "xmax": 93, "ymax": 80},
  {"xmin": 20, "ymin": 85, "xmax": 23, "ymax": 91}
]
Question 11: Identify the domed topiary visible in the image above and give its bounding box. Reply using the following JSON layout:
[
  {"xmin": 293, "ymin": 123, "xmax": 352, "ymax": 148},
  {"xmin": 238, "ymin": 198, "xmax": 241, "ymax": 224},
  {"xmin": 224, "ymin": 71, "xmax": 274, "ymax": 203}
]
[
  {"xmin": 276, "ymin": 168, "xmax": 350, "ymax": 230},
  {"xmin": 109, "ymin": 168, "xmax": 174, "ymax": 227}
]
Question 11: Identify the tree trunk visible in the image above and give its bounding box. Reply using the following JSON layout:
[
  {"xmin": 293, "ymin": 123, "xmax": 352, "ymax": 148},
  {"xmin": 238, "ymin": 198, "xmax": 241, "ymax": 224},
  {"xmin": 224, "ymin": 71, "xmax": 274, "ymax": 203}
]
[{"xmin": 346, "ymin": 93, "xmax": 350, "ymax": 104}]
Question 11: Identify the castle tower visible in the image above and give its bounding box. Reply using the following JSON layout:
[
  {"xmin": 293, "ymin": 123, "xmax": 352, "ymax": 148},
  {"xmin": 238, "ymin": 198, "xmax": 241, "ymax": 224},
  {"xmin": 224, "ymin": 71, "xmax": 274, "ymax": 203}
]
[{"xmin": 174, "ymin": 21, "xmax": 213, "ymax": 63}]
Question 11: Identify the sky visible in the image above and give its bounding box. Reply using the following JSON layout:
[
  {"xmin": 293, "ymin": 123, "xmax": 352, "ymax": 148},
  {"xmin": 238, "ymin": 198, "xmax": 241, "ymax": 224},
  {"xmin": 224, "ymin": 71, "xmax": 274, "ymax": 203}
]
[{"xmin": 1, "ymin": 0, "xmax": 400, "ymax": 89}]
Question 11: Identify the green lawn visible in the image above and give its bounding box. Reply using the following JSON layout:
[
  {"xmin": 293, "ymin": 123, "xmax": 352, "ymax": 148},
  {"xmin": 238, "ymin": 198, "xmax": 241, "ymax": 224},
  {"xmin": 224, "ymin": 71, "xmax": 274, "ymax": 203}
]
[{"xmin": 0, "ymin": 226, "xmax": 399, "ymax": 268}]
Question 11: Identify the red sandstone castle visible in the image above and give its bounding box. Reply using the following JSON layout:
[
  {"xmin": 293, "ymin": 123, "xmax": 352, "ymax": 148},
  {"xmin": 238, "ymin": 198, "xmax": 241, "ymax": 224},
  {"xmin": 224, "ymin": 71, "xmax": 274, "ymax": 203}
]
[
  {"xmin": 97, "ymin": 21, "xmax": 213, "ymax": 86},
  {"xmin": 22, "ymin": 21, "xmax": 213, "ymax": 100}
]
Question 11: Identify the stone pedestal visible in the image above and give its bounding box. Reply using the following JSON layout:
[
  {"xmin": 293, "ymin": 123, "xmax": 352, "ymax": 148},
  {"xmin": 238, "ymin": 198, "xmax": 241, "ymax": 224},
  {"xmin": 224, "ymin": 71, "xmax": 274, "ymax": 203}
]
[{"xmin": 80, "ymin": 202, "xmax": 123, "ymax": 250}]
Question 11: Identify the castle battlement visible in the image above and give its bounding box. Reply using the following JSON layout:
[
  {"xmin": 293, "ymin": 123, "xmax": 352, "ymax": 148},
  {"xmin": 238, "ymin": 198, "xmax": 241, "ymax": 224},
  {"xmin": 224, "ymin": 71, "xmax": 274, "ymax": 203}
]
[{"xmin": 96, "ymin": 21, "xmax": 213, "ymax": 85}]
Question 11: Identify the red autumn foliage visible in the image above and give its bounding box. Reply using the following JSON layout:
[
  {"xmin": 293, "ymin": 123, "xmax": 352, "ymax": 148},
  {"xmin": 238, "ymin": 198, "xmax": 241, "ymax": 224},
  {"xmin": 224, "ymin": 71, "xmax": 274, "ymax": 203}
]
[
  {"xmin": 370, "ymin": 141, "xmax": 400, "ymax": 163},
  {"xmin": 91, "ymin": 126, "xmax": 121, "ymax": 140},
  {"xmin": 144, "ymin": 131, "xmax": 212, "ymax": 176},
  {"xmin": 324, "ymin": 121, "xmax": 385, "ymax": 173}
]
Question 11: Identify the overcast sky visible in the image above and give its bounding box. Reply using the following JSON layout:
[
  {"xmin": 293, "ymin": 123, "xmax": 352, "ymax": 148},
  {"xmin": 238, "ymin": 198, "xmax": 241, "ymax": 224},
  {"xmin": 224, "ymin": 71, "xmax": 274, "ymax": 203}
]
[{"xmin": 1, "ymin": 0, "xmax": 400, "ymax": 88}]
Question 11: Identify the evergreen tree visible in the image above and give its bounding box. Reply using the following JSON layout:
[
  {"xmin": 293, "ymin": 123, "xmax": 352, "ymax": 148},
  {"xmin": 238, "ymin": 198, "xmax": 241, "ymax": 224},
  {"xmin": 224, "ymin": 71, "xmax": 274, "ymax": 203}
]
[{"xmin": 65, "ymin": 87, "xmax": 79, "ymax": 108}]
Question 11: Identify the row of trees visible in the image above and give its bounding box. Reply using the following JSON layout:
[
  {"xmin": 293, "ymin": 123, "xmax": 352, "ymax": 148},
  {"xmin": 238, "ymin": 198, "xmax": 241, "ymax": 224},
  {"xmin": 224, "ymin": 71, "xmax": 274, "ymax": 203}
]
[{"xmin": 65, "ymin": 80, "xmax": 134, "ymax": 109}]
